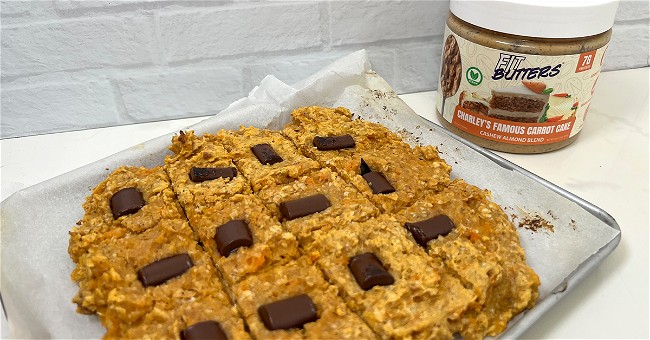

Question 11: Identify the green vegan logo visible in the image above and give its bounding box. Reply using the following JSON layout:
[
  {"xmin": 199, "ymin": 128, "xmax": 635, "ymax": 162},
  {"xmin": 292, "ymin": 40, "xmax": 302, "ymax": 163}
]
[{"xmin": 466, "ymin": 67, "xmax": 483, "ymax": 86}]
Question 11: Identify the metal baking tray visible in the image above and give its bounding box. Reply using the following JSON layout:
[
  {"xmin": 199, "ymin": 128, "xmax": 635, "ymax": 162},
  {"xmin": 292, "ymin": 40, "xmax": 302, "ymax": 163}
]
[{"xmin": 0, "ymin": 68, "xmax": 620, "ymax": 339}]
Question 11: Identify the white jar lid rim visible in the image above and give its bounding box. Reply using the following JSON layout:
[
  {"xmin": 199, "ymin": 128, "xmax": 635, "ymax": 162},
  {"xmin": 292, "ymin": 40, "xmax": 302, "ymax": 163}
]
[{"xmin": 450, "ymin": 0, "xmax": 619, "ymax": 38}]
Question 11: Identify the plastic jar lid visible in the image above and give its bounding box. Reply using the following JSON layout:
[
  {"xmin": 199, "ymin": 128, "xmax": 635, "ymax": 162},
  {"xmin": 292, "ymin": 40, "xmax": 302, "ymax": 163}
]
[{"xmin": 450, "ymin": 0, "xmax": 619, "ymax": 38}]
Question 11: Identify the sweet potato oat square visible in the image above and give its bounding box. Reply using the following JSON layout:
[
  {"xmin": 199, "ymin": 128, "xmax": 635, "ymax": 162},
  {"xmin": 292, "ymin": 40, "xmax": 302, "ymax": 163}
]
[
  {"xmin": 232, "ymin": 256, "xmax": 376, "ymax": 339},
  {"xmin": 319, "ymin": 144, "xmax": 452, "ymax": 214},
  {"xmin": 68, "ymin": 166, "xmax": 186, "ymax": 263},
  {"xmin": 164, "ymin": 130, "xmax": 252, "ymax": 204},
  {"xmin": 256, "ymin": 168, "xmax": 379, "ymax": 245},
  {"xmin": 392, "ymin": 180, "xmax": 540, "ymax": 338},
  {"xmin": 217, "ymin": 127, "xmax": 320, "ymax": 192},
  {"xmin": 186, "ymin": 193, "xmax": 300, "ymax": 286},
  {"xmin": 283, "ymin": 106, "xmax": 409, "ymax": 155}
]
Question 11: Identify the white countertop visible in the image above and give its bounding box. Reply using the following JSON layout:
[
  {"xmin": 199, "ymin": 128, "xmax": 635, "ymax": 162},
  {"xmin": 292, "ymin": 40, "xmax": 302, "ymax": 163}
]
[{"xmin": 1, "ymin": 67, "xmax": 648, "ymax": 339}]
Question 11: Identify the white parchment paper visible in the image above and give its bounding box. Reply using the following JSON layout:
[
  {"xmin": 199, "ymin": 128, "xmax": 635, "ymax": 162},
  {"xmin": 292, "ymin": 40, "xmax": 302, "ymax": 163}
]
[{"xmin": 0, "ymin": 50, "xmax": 620, "ymax": 339}]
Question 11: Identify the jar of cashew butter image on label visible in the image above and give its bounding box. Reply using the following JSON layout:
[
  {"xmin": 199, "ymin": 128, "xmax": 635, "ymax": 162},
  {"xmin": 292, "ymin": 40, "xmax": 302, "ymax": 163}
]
[{"xmin": 436, "ymin": 0, "xmax": 619, "ymax": 153}]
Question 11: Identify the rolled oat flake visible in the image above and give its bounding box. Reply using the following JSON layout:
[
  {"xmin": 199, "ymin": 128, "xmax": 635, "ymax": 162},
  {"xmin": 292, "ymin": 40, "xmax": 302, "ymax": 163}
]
[{"xmin": 436, "ymin": 0, "xmax": 619, "ymax": 153}]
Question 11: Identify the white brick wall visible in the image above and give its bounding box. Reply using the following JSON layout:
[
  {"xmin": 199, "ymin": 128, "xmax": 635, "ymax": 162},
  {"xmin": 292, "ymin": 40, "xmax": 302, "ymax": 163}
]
[
  {"xmin": 160, "ymin": 3, "xmax": 324, "ymax": 63},
  {"xmin": 1, "ymin": 0, "xmax": 648, "ymax": 138},
  {"xmin": 1, "ymin": 81, "xmax": 119, "ymax": 136},
  {"xmin": 329, "ymin": 1, "xmax": 446, "ymax": 45},
  {"xmin": 116, "ymin": 66, "xmax": 243, "ymax": 120},
  {"xmin": 2, "ymin": 16, "xmax": 155, "ymax": 77}
]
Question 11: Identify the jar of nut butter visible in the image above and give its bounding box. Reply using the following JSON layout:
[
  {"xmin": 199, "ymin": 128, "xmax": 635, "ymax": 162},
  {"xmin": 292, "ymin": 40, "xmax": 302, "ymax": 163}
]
[{"xmin": 436, "ymin": 0, "xmax": 619, "ymax": 153}]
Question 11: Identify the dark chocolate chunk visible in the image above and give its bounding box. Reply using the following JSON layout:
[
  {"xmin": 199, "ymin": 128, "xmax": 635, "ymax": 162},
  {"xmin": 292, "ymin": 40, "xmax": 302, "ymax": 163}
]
[
  {"xmin": 181, "ymin": 321, "xmax": 228, "ymax": 340},
  {"xmin": 362, "ymin": 172, "xmax": 395, "ymax": 194},
  {"xmin": 359, "ymin": 158, "xmax": 372, "ymax": 176},
  {"xmin": 189, "ymin": 167, "xmax": 237, "ymax": 182},
  {"xmin": 313, "ymin": 134, "xmax": 355, "ymax": 151},
  {"xmin": 137, "ymin": 253, "xmax": 193, "ymax": 287},
  {"xmin": 279, "ymin": 194, "xmax": 330, "ymax": 220},
  {"xmin": 215, "ymin": 219, "xmax": 253, "ymax": 257},
  {"xmin": 348, "ymin": 252, "xmax": 395, "ymax": 290},
  {"xmin": 258, "ymin": 294, "xmax": 318, "ymax": 330},
  {"xmin": 405, "ymin": 214, "xmax": 456, "ymax": 248},
  {"xmin": 251, "ymin": 143, "xmax": 283, "ymax": 165},
  {"xmin": 110, "ymin": 187, "xmax": 145, "ymax": 219}
]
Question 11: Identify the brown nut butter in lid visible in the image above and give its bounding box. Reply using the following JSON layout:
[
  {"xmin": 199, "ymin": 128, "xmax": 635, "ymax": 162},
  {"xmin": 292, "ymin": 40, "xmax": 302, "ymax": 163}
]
[{"xmin": 436, "ymin": 0, "xmax": 618, "ymax": 153}]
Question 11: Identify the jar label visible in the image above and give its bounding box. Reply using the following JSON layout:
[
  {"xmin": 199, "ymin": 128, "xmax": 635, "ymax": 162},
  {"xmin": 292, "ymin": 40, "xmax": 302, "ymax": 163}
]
[{"xmin": 437, "ymin": 24, "xmax": 608, "ymax": 146}]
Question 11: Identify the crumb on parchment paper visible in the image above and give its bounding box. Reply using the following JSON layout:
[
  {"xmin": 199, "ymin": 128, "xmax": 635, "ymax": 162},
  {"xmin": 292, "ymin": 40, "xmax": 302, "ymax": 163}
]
[
  {"xmin": 507, "ymin": 207, "xmax": 556, "ymax": 233},
  {"xmin": 507, "ymin": 206, "xmax": 579, "ymax": 233},
  {"xmin": 518, "ymin": 213, "xmax": 555, "ymax": 233},
  {"xmin": 569, "ymin": 218, "xmax": 577, "ymax": 230}
]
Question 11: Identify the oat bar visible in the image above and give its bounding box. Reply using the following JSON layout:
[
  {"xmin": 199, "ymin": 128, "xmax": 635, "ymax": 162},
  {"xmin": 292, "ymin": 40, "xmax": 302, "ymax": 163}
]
[
  {"xmin": 256, "ymin": 168, "xmax": 379, "ymax": 246},
  {"xmin": 187, "ymin": 193, "xmax": 300, "ymax": 286},
  {"xmin": 164, "ymin": 130, "xmax": 252, "ymax": 205},
  {"xmin": 68, "ymin": 166, "xmax": 186, "ymax": 263},
  {"xmin": 217, "ymin": 127, "xmax": 320, "ymax": 192},
  {"xmin": 232, "ymin": 256, "xmax": 377, "ymax": 339},
  {"xmin": 283, "ymin": 107, "xmax": 409, "ymax": 153},
  {"xmin": 392, "ymin": 180, "xmax": 540, "ymax": 337}
]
